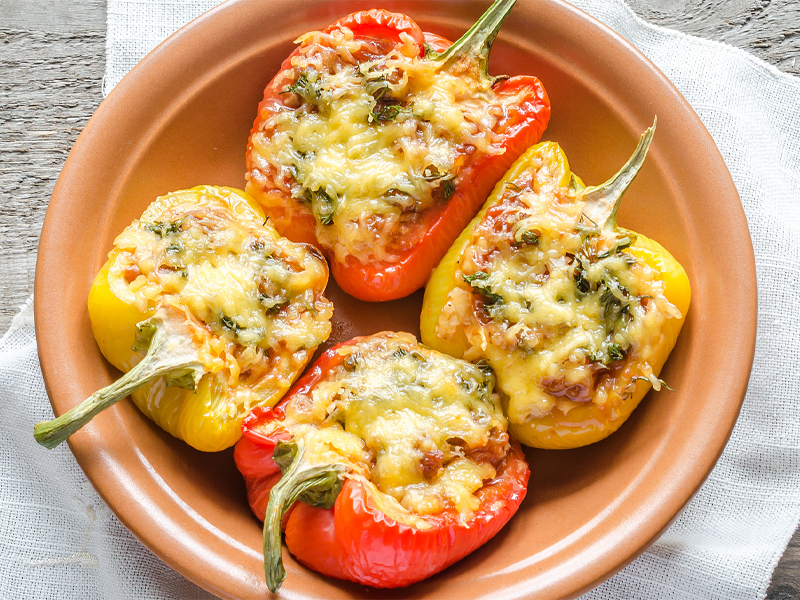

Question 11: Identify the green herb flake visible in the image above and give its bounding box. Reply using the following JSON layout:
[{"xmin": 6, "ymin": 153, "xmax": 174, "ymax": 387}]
[
  {"xmin": 143, "ymin": 219, "xmax": 182, "ymax": 238},
  {"xmin": 573, "ymin": 265, "xmax": 591, "ymax": 295},
  {"xmin": 220, "ymin": 314, "xmax": 240, "ymax": 334},
  {"xmin": 304, "ymin": 187, "xmax": 335, "ymax": 226},
  {"xmin": 342, "ymin": 353, "xmax": 360, "ymax": 373},
  {"xmin": 370, "ymin": 103, "xmax": 405, "ymax": 123},
  {"xmin": 462, "ymin": 273, "xmax": 504, "ymax": 307},
  {"xmin": 632, "ymin": 376, "xmax": 675, "ymax": 391},
  {"xmin": 267, "ymin": 300, "xmax": 288, "ymax": 315},
  {"xmin": 516, "ymin": 229, "xmax": 540, "ymax": 246},
  {"xmin": 598, "ymin": 234, "xmax": 636, "ymax": 259},
  {"xmin": 607, "ymin": 343, "xmax": 625, "ymax": 362},
  {"xmin": 282, "ymin": 71, "xmax": 321, "ymax": 101},
  {"xmin": 441, "ymin": 178, "xmax": 456, "ymax": 201},
  {"xmin": 473, "ymin": 358, "xmax": 494, "ymax": 376},
  {"xmin": 462, "ymin": 272, "xmax": 489, "ymax": 285}
]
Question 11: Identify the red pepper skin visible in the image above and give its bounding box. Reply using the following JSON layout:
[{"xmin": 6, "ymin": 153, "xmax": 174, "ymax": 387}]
[
  {"xmin": 246, "ymin": 9, "xmax": 551, "ymax": 302},
  {"xmin": 286, "ymin": 442, "xmax": 529, "ymax": 587},
  {"xmin": 234, "ymin": 338, "xmax": 530, "ymax": 588},
  {"xmin": 332, "ymin": 9, "xmax": 425, "ymax": 53}
]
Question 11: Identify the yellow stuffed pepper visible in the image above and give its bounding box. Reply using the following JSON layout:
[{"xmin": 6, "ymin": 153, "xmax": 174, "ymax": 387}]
[
  {"xmin": 35, "ymin": 185, "xmax": 333, "ymax": 452},
  {"xmin": 421, "ymin": 122, "xmax": 690, "ymax": 449}
]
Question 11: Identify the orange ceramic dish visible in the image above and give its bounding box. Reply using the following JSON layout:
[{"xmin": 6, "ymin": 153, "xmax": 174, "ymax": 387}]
[{"xmin": 34, "ymin": 1, "xmax": 755, "ymax": 598}]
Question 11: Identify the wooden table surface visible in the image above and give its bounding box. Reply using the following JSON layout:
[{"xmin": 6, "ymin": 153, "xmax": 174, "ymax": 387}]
[{"xmin": 1, "ymin": 0, "xmax": 798, "ymax": 597}]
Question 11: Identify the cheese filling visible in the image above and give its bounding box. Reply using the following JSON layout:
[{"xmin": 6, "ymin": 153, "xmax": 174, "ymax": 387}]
[
  {"xmin": 106, "ymin": 191, "xmax": 333, "ymax": 410},
  {"xmin": 248, "ymin": 26, "xmax": 510, "ymax": 264},
  {"xmin": 437, "ymin": 154, "xmax": 682, "ymax": 419},
  {"xmin": 257, "ymin": 332, "xmax": 509, "ymax": 522}
]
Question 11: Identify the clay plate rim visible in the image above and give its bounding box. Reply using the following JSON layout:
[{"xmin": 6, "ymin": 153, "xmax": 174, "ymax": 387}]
[{"xmin": 34, "ymin": 0, "xmax": 757, "ymax": 598}]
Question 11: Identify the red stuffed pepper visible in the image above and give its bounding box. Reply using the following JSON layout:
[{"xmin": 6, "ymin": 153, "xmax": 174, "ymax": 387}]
[
  {"xmin": 234, "ymin": 332, "xmax": 529, "ymax": 590},
  {"xmin": 245, "ymin": 0, "xmax": 550, "ymax": 301}
]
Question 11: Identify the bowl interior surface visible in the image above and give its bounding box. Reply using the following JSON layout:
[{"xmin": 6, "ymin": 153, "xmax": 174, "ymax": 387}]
[{"xmin": 34, "ymin": 1, "xmax": 756, "ymax": 599}]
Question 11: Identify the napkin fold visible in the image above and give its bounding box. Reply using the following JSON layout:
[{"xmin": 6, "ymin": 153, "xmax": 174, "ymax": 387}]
[{"xmin": 3, "ymin": 0, "xmax": 797, "ymax": 598}]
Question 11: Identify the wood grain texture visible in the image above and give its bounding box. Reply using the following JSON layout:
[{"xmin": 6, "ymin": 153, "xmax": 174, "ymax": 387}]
[
  {"xmin": 0, "ymin": 23, "xmax": 104, "ymax": 330},
  {"xmin": 0, "ymin": 0, "xmax": 796, "ymax": 597},
  {"xmin": 627, "ymin": 0, "xmax": 800, "ymax": 75}
]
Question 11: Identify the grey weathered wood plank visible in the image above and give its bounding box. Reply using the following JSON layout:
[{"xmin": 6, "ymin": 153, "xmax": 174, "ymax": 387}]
[
  {"xmin": 0, "ymin": 26, "xmax": 105, "ymax": 330},
  {"xmin": 2, "ymin": 0, "xmax": 106, "ymax": 31},
  {"xmin": 628, "ymin": 0, "xmax": 800, "ymax": 76}
]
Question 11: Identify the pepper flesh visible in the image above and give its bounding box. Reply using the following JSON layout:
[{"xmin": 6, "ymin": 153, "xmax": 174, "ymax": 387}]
[
  {"xmin": 420, "ymin": 126, "xmax": 691, "ymax": 449},
  {"xmin": 234, "ymin": 332, "xmax": 530, "ymax": 589},
  {"xmin": 245, "ymin": 0, "xmax": 550, "ymax": 301},
  {"xmin": 34, "ymin": 186, "xmax": 332, "ymax": 452}
]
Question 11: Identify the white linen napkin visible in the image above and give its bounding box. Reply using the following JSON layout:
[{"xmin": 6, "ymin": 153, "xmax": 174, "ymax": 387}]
[{"xmin": 3, "ymin": 0, "xmax": 797, "ymax": 598}]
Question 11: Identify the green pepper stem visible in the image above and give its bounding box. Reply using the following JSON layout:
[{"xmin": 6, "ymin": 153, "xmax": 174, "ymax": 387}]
[
  {"xmin": 433, "ymin": 0, "xmax": 516, "ymax": 80},
  {"xmin": 581, "ymin": 117, "xmax": 657, "ymax": 232},
  {"xmin": 33, "ymin": 310, "xmax": 203, "ymax": 449},
  {"xmin": 263, "ymin": 441, "xmax": 343, "ymax": 593}
]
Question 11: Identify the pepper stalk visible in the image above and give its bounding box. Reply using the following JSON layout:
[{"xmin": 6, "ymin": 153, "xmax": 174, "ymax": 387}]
[
  {"xmin": 263, "ymin": 440, "xmax": 344, "ymax": 593},
  {"xmin": 432, "ymin": 0, "xmax": 516, "ymax": 84},
  {"xmin": 581, "ymin": 117, "xmax": 657, "ymax": 232},
  {"xmin": 33, "ymin": 307, "xmax": 204, "ymax": 449}
]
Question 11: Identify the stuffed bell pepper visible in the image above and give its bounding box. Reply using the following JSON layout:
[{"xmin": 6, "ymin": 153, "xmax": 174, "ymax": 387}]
[
  {"xmin": 34, "ymin": 186, "xmax": 333, "ymax": 452},
  {"xmin": 234, "ymin": 331, "xmax": 529, "ymax": 590},
  {"xmin": 421, "ymin": 122, "xmax": 691, "ymax": 449},
  {"xmin": 245, "ymin": 0, "xmax": 550, "ymax": 301}
]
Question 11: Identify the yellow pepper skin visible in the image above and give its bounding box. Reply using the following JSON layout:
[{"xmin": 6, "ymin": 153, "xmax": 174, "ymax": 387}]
[
  {"xmin": 421, "ymin": 136, "xmax": 690, "ymax": 449},
  {"xmin": 79, "ymin": 185, "xmax": 333, "ymax": 452}
]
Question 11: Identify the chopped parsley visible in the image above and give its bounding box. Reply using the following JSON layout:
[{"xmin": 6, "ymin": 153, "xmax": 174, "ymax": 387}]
[
  {"xmin": 143, "ymin": 219, "xmax": 182, "ymax": 238},
  {"xmin": 303, "ymin": 188, "xmax": 336, "ymax": 226},
  {"xmin": 463, "ymin": 272, "xmax": 504, "ymax": 306},
  {"xmin": 267, "ymin": 300, "xmax": 288, "ymax": 314},
  {"xmin": 282, "ymin": 71, "xmax": 321, "ymax": 102},
  {"xmin": 441, "ymin": 178, "xmax": 456, "ymax": 202},
  {"xmin": 597, "ymin": 234, "xmax": 636, "ymax": 259},
  {"xmin": 632, "ymin": 375, "xmax": 675, "ymax": 391},
  {"xmin": 391, "ymin": 347, "xmax": 407, "ymax": 359},
  {"xmin": 370, "ymin": 103, "xmax": 406, "ymax": 122},
  {"xmin": 588, "ymin": 343, "xmax": 626, "ymax": 365},
  {"xmin": 516, "ymin": 229, "xmax": 540, "ymax": 246},
  {"xmin": 220, "ymin": 313, "xmax": 241, "ymax": 334},
  {"xmin": 573, "ymin": 264, "xmax": 591, "ymax": 295}
]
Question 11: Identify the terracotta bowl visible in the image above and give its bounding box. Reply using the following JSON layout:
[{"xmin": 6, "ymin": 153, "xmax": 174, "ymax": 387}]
[{"xmin": 35, "ymin": 0, "xmax": 756, "ymax": 598}]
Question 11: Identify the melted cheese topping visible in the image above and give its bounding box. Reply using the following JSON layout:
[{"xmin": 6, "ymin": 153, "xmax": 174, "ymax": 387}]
[
  {"xmin": 437, "ymin": 154, "xmax": 682, "ymax": 420},
  {"xmin": 259, "ymin": 332, "xmax": 508, "ymax": 522},
  {"xmin": 248, "ymin": 26, "xmax": 508, "ymax": 264},
  {"xmin": 107, "ymin": 189, "xmax": 333, "ymax": 413}
]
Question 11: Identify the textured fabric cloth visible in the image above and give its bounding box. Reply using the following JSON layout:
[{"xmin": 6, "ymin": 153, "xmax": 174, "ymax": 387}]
[{"xmin": 3, "ymin": 0, "xmax": 797, "ymax": 598}]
